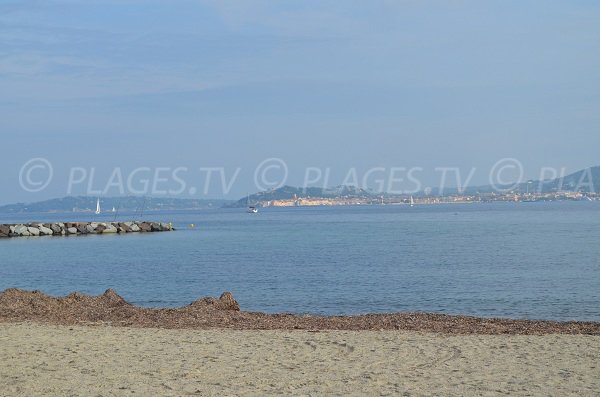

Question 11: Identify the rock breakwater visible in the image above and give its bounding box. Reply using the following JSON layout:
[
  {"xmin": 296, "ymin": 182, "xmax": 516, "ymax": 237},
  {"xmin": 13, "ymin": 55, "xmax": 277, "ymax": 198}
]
[{"xmin": 0, "ymin": 221, "xmax": 174, "ymax": 238}]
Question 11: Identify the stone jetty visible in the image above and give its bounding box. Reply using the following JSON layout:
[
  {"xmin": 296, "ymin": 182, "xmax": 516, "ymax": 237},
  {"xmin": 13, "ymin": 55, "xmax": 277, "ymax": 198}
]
[{"xmin": 0, "ymin": 221, "xmax": 174, "ymax": 238}]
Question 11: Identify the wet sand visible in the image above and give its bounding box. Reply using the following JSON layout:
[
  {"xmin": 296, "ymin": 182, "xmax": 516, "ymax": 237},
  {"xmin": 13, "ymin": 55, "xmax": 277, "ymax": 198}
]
[{"xmin": 1, "ymin": 323, "xmax": 599, "ymax": 396}]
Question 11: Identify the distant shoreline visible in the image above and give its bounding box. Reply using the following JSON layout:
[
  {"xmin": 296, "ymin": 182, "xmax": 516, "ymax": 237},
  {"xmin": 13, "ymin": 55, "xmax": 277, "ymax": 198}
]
[{"xmin": 1, "ymin": 198, "xmax": 597, "ymax": 216}]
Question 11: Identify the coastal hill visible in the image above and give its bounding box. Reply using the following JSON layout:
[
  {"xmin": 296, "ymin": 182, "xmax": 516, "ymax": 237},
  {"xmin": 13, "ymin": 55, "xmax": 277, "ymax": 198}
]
[
  {"xmin": 0, "ymin": 196, "xmax": 231, "ymax": 214},
  {"xmin": 229, "ymin": 166, "xmax": 600, "ymax": 207},
  {"xmin": 531, "ymin": 166, "xmax": 600, "ymax": 193},
  {"xmin": 451, "ymin": 166, "xmax": 600, "ymax": 195}
]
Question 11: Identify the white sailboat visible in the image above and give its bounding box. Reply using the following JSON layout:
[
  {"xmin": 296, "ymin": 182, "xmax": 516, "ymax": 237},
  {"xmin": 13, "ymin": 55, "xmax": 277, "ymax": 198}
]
[
  {"xmin": 95, "ymin": 198, "xmax": 101, "ymax": 214},
  {"xmin": 410, "ymin": 196, "xmax": 415, "ymax": 207}
]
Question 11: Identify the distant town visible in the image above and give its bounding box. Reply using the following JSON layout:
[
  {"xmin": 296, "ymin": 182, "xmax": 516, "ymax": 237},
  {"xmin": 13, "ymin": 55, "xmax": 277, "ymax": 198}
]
[{"xmin": 243, "ymin": 190, "xmax": 598, "ymax": 208}]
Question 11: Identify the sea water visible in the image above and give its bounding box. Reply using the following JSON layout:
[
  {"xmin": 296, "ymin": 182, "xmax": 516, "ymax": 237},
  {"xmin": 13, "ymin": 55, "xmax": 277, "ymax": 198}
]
[{"xmin": 1, "ymin": 202, "xmax": 598, "ymax": 321}]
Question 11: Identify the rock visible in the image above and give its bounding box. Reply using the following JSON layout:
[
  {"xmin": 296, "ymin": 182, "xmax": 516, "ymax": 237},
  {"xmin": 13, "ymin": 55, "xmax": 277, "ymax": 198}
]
[
  {"xmin": 0, "ymin": 225, "xmax": 10, "ymax": 237},
  {"xmin": 103, "ymin": 224, "xmax": 118, "ymax": 234},
  {"xmin": 129, "ymin": 224, "xmax": 140, "ymax": 232},
  {"xmin": 76, "ymin": 224, "xmax": 88, "ymax": 234},
  {"xmin": 67, "ymin": 227, "xmax": 78, "ymax": 235},
  {"xmin": 155, "ymin": 222, "xmax": 170, "ymax": 231},
  {"xmin": 85, "ymin": 224, "xmax": 96, "ymax": 234},
  {"xmin": 38, "ymin": 226, "xmax": 53, "ymax": 236},
  {"xmin": 13, "ymin": 225, "xmax": 28, "ymax": 236},
  {"xmin": 95, "ymin": 224, "xmax": 106, "ymax": 234},
  {"xmin": 51, "ymin": 224, "xmax": 63, "ymax": 235},
  {"xmin": 118, "ymin": 223, "xmax": 131, "ymax": 233},
  {"xmin": 138, "ymin": 222, "xmax": 152, "ymax": 232},
  {"xmin": 27, "ymin": 227, "xmax": 40, "ymax": 236}
]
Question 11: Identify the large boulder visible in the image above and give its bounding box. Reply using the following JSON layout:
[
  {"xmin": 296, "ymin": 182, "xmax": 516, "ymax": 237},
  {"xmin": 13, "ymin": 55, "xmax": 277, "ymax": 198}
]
[
  {"xmin": 103, "ymin": 224, "xmax": 118, "ymax": 234},
  {"xmin": 138, "ymin": 222, "xmax": 152, "ymax": 232},
  {"xmin": 117, "ymin": 223, "xmax": 131, "ymax": 233},
  {"xmin": 27, "ymin": 227, "xmax": 40, "ymax": 236},
  {"xmin": 38, "ymin": 225, "xmax": 53, "ymax": 236},
  {"xmin": 76, "ymin": 223, "xmax": 88, "ymax": 234},
  {"xmin": 0, "ymin": 225, "xmax": 10, "ymax": 237},
  {"xmin": 67, "ymin": 227, "xmax": 78, "ymax": 235},
  {"xmin": 129, "ymin": 223, "xmax": 140, "ymax": 232},
  {"xmin": 50, "ymin": 224, "xmax": 63, "ymax": 235},
  {"xmin": 13, "ymin": 225, "xmax": 28, "ymax": 236}
]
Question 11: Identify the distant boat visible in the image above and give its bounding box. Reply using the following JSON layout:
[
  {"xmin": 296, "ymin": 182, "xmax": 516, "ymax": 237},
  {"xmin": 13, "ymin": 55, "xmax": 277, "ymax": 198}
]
[
  {"xmin": 410, "ymin": 196, "xmax": 415, "ymax": 207},
  {"xmin": 111, "ymin": 207, "xmax": 116, "ymax": 212},
  {"xmin": 247, "ymin": 194, "xmax": 258, "ymax": 213},
  {"xmin": 95, "ymin": 198, "xmax": 101, "ymax": 214}
]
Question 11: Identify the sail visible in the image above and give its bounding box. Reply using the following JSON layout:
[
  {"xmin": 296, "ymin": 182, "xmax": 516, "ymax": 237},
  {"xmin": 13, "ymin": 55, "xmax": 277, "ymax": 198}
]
[{"xmin": 95, "ymin": 198, "xmax": 101, "ymax": 214}]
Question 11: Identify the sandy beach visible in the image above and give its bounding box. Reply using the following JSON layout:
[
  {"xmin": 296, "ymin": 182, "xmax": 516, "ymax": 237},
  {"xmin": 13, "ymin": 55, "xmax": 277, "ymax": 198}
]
[
  {"xmin": 1, "ymin": 323, "xmax": 599, "ymax": 396},
  {"xmin": 1, "ymin": 289, "xmax": 599, "ymax": 396}
]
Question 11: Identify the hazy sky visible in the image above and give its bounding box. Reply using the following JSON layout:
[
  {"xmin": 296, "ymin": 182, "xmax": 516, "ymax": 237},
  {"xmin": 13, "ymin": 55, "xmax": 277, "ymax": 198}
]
[{"xmin": 1, "ymin": 0, "xmax": 599, "ymax": 203}]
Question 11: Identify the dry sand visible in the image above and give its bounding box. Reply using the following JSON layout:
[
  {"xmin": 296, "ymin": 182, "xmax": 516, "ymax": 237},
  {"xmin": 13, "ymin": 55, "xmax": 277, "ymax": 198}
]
[{"xmin": 1, "ymin": 323, "xmax": 599, "ymax": 397}]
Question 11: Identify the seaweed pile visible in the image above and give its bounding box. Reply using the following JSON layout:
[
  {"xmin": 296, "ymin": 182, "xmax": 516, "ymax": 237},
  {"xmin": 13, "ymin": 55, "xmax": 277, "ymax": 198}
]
[{"xmin": 1, "ymin": 288, "xmax": 599, "ymax": 335}]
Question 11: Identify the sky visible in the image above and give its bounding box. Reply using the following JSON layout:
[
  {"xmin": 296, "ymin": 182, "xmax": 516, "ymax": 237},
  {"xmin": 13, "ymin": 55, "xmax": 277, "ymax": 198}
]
[{"xmin": 1, "ymin": 0, "xmax": 599, "ymax": 203}]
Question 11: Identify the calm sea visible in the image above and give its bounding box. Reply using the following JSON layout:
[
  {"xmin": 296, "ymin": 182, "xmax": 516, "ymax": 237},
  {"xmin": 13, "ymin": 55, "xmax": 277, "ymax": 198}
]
[{"xmin": 0, "ymin": 202, "xmax": 598, "ymax": 321}]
